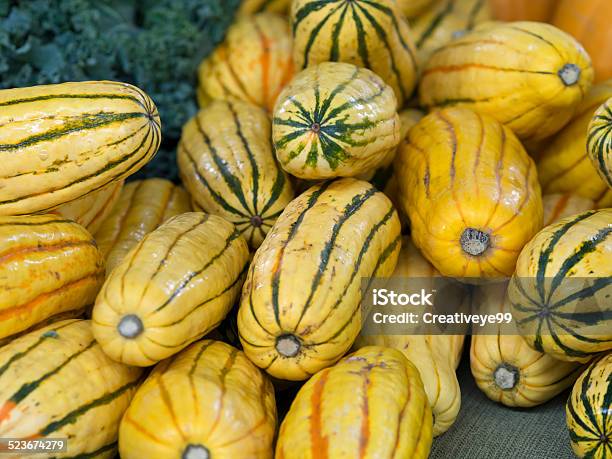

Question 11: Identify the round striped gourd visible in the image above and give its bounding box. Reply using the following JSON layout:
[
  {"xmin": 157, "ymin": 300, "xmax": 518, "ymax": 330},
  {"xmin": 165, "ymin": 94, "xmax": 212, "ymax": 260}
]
[
  {"xmin": 471, "ymin": 281, "xmax": 583, "ymax": 408},
  {"xmin": 410, "ymin": 0, "xmax": 491, "ymax": 67},
  {"xmin": 508, "ymin": 209, "xmax": 612, "ymax": 362},
  {"xmin": 566, "ymin": 353, "xmax": 612, "ymax": 458},
  {"xmin": 543, "ymin": 193, "xmax": 596, "ymax": 227},
  {"xmin": 198, "ymin": 13, "xmax": 294, "ymax": 113},
  {"xmin": 290, "ymin": 0, "xmax": 418, "ymax": 104},
  {"xmin": 355, "ymin": 237, "xmax": 465, "ymax": 436},
  {"xmin": 119, "ymin": 340, "xmax": 276, "ymax": 459},
  {"xmin": 276, "ymin": 346, "xmax": 433, "ymax": 459},
  {"xmin": 178, "ymin": 100, "xmax": 294, "ymax": 248},
  {"xmin": 0, "ymin": 215, "xmax": 104, "ymax": 341},
  {"xmin": 238, "ymin": 178, "xmax": 401, "ymax": 381},
  {"xmin": 238, "ymin": 0, "xmax": 289, "ymax": 15},
  {"xmin": 538, "ymin": 80, "xmax": 612, "ymax": 208},
  {"xmin": 587, "ymin": 96, "xmax": 612, "ymax": 189},
  {"xmin": 419, "ymin": 21, "xmax": 594, "ymax": 142},
  {"xmin": 50, "ymin": 180, "xmax": 123, "ymax": 234},
  {"xmin": 0, "ymin": 81, "xmax": 161, "ymax": 216},
  {"xmin": 395, "ymin": 107, "xmax": 543, "ymax": 278},
  {"xmin": 273, "ymin": 62, "xmax": 400, "ymax": 180},
  {"xmin": 92, "ymin": 212, "xmax": 249, "ymax": 366},
  {"xmin": 94, "ymin": 178, "xmax": 191, "ymax": 274},
  {"xmin": 398, "ymin": 0, "xmax": 437, "ymax": 18},
  {"xmin": 0, "ymin": 319, "xmax": 142, "ymax": 458}
]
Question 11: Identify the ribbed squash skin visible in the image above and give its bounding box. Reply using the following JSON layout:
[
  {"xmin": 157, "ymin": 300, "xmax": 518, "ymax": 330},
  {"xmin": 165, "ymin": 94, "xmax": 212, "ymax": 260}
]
[
  {"xmin": 543, "ymin": 193, "xmax": 595, "ymax": 227},
  {"xmin": 198, "ymin": 13, "xmax": 294, "ymax": 112},
  {"xmin": 94, "ymin": 178, "xmax": 191, "ymax": 274},
  {"xmin": 355, "ymin": 238, "xmax": 464, "ymax": 436},
  {"xmin": 238, "ymin": 178, "xmax": 401, "ymax": 381},
  {"xmin": 410, "ymin": 0, "xmax": 491, "ymax": 67},
  {"xmin": 273, "ymin": 62, "xmax": 400, "ymax": 179},
  {"xmin": 92, "ymin": 212, "xmax": 249, "ymax": 366},
  {"xmin": 471, "ymin": 282, "xmax": 583, "ymax": 408},
  {"xmin": 0, "ymin": 81, "xmax": 161, "ymax": 216},
  {"xmin": 276, "ymin": 346, "xmax": 433, "ymax": 459},
  {"xmin": 508, "ymin": 209, "xmax": 612, "ymax": 362},
  {"xmin": 566, "ymin": 353, "xmax": 612, "ymax": 458},
  {"xmin": 587, "ymin": 96, "xmax": 612, "ymax": 189},
  {"xmin": 395, "ymin": 107, "xmax": 543, "ymax": 278},
  {"xmin": 398, "ymin": 0, "xmax": 436, "ymax": 18},
  {"xmin": 238, "ymin": 0, "xmax": 289, "ymax": 15},
  {"xmin": 290, "ymin": 0, "xmax": 418, "ymax": 104},
  {"xmin": 538, "ymin": 80, "xmax": 612, "ymax": 208},
  {"xmin": 119, "ymin": 340, "xmax": 276, "ymax": 459},
  {"xmin": 419, "ymin": 21, "xmax": 594, "ymax": 142},
  {"xmin": 178, "ymin": 100, "xmax": 294, "ymax": 249},
  {"xmin": 50, "ymin": 180, "xmax": 123, "ymax": 234},
  {"xmin": 0, "ymin": 319, "xmax": 142, "ymax": 459},
  {"xmin": 0, "ymin": 215, "xmax": 104, "ymax": 341}
]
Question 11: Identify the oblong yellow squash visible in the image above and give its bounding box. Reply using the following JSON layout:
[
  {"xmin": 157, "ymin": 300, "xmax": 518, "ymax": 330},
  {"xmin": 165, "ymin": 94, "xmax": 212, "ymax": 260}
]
[
  {"xmin": 0, "ymin": 214, "xmax": 104, "ymax": 341},
  {"xmin": 94, "ymin": 178, "xmax": 191, "ymax": 273},
  {"xmin": 198, "ymin": 12, "xmax": 294, "ymax": 112},
  {"xmin": 508, "ymin": 209, "xmax": 612, "ymax": 362},
  {"xmin": 238, "ymin": 178, "xmax": 401, "ymax": 380},
  {"xmin": 471, "ymin": 281, "xmax": 583, "ymax": 407},
  {"xmin": 0, "ymin": 81, "xmax": 161, "ymax": 216},
  {"xmin": 419, "ymin": 21, "xmax": 593, "ymax": 142},
  {"xmin": 119, "ymin": 340, "xmax": 276, "ymax": 459},
  {"xmin": 395, "ymin": 107, "xmax": 543, "ymax": 278},
  {"xmin": 273, "ymin": 62, "xmax": 400, "ymax": 179},
  {"xmin": 290, "ymin": 0, "xmax": 418, "ymax": 103},
  {"xmin": 0, "ymin": 319, "xmax": 142, "ymax": 458},
  {"xmin": 92, "ymin": 212, "xmax": 249, "ymax": 366},
  {"xmin": 538, "ymin": 80, "xmax": 612, "ymax": 207},
  {"xmin": 587, "ymin": 96, "xmax": 612, "ymax": 190},
  {"xmin": 238, "ymin": 0, "xmax": 289, "ymax": 15},
  {"xmin": 178, "ymin": 100, "xmax": 294, "ymax": 248},
  {"xmin": 50, "ymin": 180, "xmax": 123, "ymax": 234},
  {"xmin": 276, "ymin": 346, "xmax": 433, "ymax": 459},
  {"xmin": 543, "ymin": 193, "xmax": 595, "ymax": 227},
  {"xmin": 355, "ymin": 238, "xmax": 465, "ymax": 436}
]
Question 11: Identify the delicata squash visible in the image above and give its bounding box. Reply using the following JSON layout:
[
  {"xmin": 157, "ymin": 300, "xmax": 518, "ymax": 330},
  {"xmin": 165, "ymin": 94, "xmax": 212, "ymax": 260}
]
[
  {"xmin": 119, "ymin": 340, "xmax": 276, "ymax": 459},
  {"xmin": 276, "ymin": 346, "xmax": 433, "ymax": 459},
  {"xmin": 238, "ymin": 178, "xmax": 401, "ymax": 381},
  {"xmin": 587, "ymin": 96, "xmax": 612, "ymax": 190},
  {"xmin": 0, "ymin": 81, "xmax": 160, "ymax": 216},
  {"xmin": 92, "ymin": 212, "xmax": 249, "ymax": 366},
  {"xmin": 419, "ymin": 21, "xmax": 593, "ymax": 142},
  {"xmin": 395, "ymin": 107, "xmax": 543, "ymax": 278},
  {"xmin": 273, "ymin": 62, "xmax": 400, "ymax": 180},
  {"xmin": 542, "ymin": 193, "xmax": 595, "ymax": 227}
]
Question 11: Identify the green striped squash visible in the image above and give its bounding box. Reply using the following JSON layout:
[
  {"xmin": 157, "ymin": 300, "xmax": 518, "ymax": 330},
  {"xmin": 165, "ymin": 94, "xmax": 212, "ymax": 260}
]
[
  {"xmin": 508, "ymin": 209, "xmax": 612, "ymax": 362},
  {"xmin": 272, "ymin": 62, "xmax": 400, "ymax": 180},
  {"xmin": 587, "ymin": 96, "xmax": 612, "ymax": 189},
  {"xmin": 0, "ymin": 81, "xmax": 161, "ymax": 216},
  {"xmin": 178, "ymin": 100, "xmax": 294, "ymax": 248},
  {"xmin": 290, "ymin": 0, "xmax": 419, "ymax": 103},
  {"xmin": 566, "ymin": 353, "xmax": 612, "ymax": 459},
  {"xmin": 0, "ymin": 319, "xmax": 142, "ymax": 458}
]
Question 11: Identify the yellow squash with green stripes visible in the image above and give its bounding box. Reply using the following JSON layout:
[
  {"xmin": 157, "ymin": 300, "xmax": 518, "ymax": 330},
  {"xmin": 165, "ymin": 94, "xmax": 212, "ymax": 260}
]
[
  {"xmin": 178, "ymin": 100, "xmax": 294, "ymax": 248},
  {"xmin": 0, "ymin": 81, "xmax": 161, "ymax": 216},
  {"xmin": 508, "ymin": 209, "xmax": 612, "ymax": 362},
  {"xmin": 395, "ymin": 107, "xmax": 543, "ymax": 278},
  {"xmin": 566, "ymin": 353, "xmax": 612, "ymax": 459},
  {"xmin": 542, "ymin": 193, "xmax": 595, "ymax": 227},
  {"xmin": 94, "ymin": 178, "xmax": 191, "ymax": 274},
  {"xmin": 198, "ymin": 13, "xmax": 294, "ymax": 112},
  {"xmin": 276, "ymin": 346, "xmax": 433, "ymax": 459},
  {"xmin": 273, "ymin": 62, "xmax": 400, "ymax": 179},
  {"xmin": 0, "ymin": 319, "xmax": 142, "ymax": 459},
  {"xmin": 238, "ymin": 178, "xmax": 401, "ymax": 381},
  {"xmin": 290, "ymin": 0, "xmax": 418, "ymax": 104},
  {"xmin": 92, "ymin": 212, "xmax": 249, "ymax": 366},
  {"xmin": 398, "ymin": 0, "xmax": 436, "ymax": 18},
  {"xmin": 119, "ymin": 339, "xmax": 276, "ymax": 459},
  {"xmin": 238, "ymin": 0, "xmax": 289, "ymax": 15},
  {"xmin": 419, "ymin": 21, "xmax": 593, "ymax": 142},
  {"xmin": 538, "ymin": 80, "xmax": 612, "ymax": 207},
  {"xmin": 0, "ymin": 214, "xmax": 105, "ymax": 341},
  {"xmin": 587, "ymin": 96, "xmax": 612, "ymax": 191}
]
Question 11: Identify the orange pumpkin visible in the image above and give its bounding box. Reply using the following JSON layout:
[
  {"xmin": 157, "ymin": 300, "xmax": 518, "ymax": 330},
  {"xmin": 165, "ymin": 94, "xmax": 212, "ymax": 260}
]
[{"xmin": 488, "ymin": 0, "xmax": 556, "ymax": 22}]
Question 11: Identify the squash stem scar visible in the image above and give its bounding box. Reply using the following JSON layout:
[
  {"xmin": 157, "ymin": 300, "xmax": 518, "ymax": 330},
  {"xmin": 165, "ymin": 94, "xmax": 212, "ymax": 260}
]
[
  {"xmin": 558, "ymin": 64, "xmax": 580, "ymax": 86},
  {"xmin": 276, "ymin": 334, "xmax": 301, "ymax": 358},
  {"xmin": 117, "ymin": 314, "xmax": 144, "ymax": 339},
  {"xmin": 494, "ymin": 363, "xmax": 519, "ymax": 390},
  {"xmin": 182, "ymin": 444, "xmax": 210, "ymax": 459},
  {"xmin": 460, "ymin": 228, "xmax": 490, "ymax": 256},
  {"xmin": 250, "ymin": 215, "xmax": 264, "ymax": 227}
]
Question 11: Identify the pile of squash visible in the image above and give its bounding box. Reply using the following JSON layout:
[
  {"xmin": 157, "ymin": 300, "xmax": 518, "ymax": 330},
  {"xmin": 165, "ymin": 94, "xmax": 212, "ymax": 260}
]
[{"xmin": 0, "ymin": 0, "xmax": 610, "ymax": 458}]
